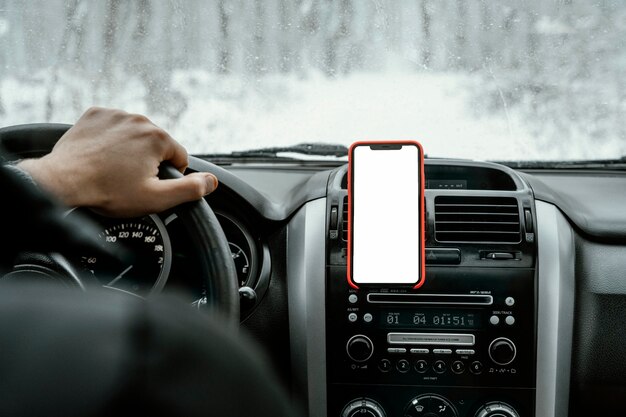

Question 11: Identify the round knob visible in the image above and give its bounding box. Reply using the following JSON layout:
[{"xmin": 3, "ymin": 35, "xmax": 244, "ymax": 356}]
[
  {"xmin": 346, "ymin": 335, "xmax": 374, "ymax": 362},
  {"xmin": 474, "ymin": 401, "xmax": 520, "ymax": 417},
  {"xmin": 405, "ymin": 394, "xmax": 457, "ymax": 417},
  {"xmin": 341, "ymin": 398, "xmax": 386, "ymax": 417},
  {"xmin": 488, "ymin": 337, "xmax": 517, "ymax": 365}
]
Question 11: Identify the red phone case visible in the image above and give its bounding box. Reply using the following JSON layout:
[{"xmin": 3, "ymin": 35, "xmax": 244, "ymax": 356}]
[{"xmin": 347, "ymin": 140, "xmax": 426, "ymax": 290}]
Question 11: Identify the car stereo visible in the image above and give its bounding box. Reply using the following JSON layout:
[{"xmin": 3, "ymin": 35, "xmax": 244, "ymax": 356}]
[{"xmin": 325, "ymin": 165, "xmax": 537, "ymax": 417}]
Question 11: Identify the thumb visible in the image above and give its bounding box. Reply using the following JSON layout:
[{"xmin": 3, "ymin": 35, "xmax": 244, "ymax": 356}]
[{"xmin": 146, "ymin": 172, "xmax": 218, "ymax": 212}]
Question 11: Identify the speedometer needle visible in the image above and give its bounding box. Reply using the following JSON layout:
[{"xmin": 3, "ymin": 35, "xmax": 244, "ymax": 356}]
[{"xmin": 107, "ymin": 265, "xmax": 134, "ymax": 287}]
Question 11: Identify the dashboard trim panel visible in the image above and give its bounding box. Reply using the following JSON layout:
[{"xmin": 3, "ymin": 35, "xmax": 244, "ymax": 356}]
[
  {"xmin": 286, "ymin": 198, "xmax": 327, "ymax": 417},
  {"xmin": 535, "ymin": 201, "xmax": 575, "ymax": 417}
]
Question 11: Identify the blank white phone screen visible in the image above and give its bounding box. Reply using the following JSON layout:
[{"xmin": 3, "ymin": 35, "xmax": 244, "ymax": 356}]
[{"xmin": 352, "ymin": 145, "xmax": 421, "ymax": 284}]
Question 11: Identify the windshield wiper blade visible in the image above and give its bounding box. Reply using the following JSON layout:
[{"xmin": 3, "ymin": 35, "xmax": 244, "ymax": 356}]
[
  {"xmin": 197, "ymin": 143, "xmax": 349, "ymax": 160},
  {"xmin": 230, "ymin": 143, "xmax": 349, "ymax": 158},
  {"xmin": 495, "ymin": 156, "xmax": 626, "ymax": 169}
]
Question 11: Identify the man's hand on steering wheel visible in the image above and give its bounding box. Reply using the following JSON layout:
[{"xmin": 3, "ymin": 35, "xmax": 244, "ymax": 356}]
[{"xmin": 17, "ymin": 107, "xmax": 218, "ymax": 217}]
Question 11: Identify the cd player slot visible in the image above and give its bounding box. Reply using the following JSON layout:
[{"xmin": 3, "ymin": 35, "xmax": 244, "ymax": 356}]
[
  {"xmin": 367, "ymin": 293, "xmax": 493, "ymax": 305},
  {"xmin": 387, "ymin": 332, "xmax": 475, "ymax": 346}
]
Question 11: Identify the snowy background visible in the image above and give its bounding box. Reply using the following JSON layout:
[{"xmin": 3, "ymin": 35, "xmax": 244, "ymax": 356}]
[{"xmin": 1, "ymin": 0, "xmax": 625, "ymax": 161}]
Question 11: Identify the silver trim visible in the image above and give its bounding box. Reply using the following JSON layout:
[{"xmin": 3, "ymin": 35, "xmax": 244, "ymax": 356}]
[
  {"xmin": 50, "ymin": 253, "xmax": 86, "ymax": 291},
  {"xmin": 164, "ymin": 213, "xmax": 178, "ymax": 225},
  {"xmin": 367, "ymin": 293, "xmax": 493, "ymax": 305},
  {"xmin": 535, "ymin": 201, "xmax": 575, "ymax": 417},
  {"xmin": 341, "ymin": 399, "xmax": 386, "ymax": 417},
  {"xmin": 286, "ymin": 198, "xmax": 327, "ymax": 417},
  {"xmin": 387, "ymin": 332, "xmax": 475, "ymax": 346}
]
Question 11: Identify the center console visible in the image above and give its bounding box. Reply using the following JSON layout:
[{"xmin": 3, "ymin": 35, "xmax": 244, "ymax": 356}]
[{"xmin": 324, "ymin": 162, "xmax": 537, "ymax": 417}]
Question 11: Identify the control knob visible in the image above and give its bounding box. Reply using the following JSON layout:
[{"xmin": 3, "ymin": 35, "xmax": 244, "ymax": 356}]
[
  {"xmin": 346, "ymin": 335, "xmax": 374, "ymax": 362},
  {"xmin": 488, "ymin": 337, "xmax": 517, "ymax": 366},
  {"xmin": 341, "ymin": 398, "xmax": 386, "ymax": 417},
  {"xmin": 474, "ymin": 401, "xmax": 520, "ymax": 417}
]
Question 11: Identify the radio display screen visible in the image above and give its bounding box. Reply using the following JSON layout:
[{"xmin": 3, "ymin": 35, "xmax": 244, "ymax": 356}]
[{"xmin": 381, "ymin": 309, "xmax": 481, "ymax": 329}]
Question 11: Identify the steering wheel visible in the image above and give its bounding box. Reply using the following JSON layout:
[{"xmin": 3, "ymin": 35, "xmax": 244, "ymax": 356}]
[{"xmin": 0, "ymin": 124, "xmax": 240, "ymax": 322}]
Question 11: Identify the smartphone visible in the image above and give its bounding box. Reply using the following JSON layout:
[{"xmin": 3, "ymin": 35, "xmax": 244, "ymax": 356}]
[{"xmin": 347, "ymin": 141, "xmax": 425, "ymax": 288}]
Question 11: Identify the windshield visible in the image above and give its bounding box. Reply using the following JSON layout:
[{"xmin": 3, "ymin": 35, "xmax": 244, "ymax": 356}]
[{"xmin": 1, "ymin": 1, "xmax": 624, "ymax": 161}]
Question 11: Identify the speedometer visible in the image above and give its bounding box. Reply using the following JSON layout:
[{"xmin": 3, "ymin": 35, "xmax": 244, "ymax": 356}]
[
  {"xmin": 229, "ymin": 242, "xmax": 250, "ymax": 287},
  {"xmin": 68, "ymin": 210, "xmax": 171, "ymax": 297},
  {"xmin": 215, "ymin": 213, "xmax": 257, "ymax": 288}
]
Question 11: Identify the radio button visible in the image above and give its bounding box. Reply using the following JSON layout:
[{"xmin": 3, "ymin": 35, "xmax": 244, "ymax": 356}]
[
  {"xmin": 410, "ymin": 348, "xmax": 430, "ymax": 354},
  {"xmin": 433, "ymin": 360, "xmax": 447, "ymax": 374},
  {"xmin": 433, "ymin": 349, "xmax": 453, "ymax": 355},
  {"xmin": 505, "ymin": 315, "xmax": 516, "ymax": 325},
  {"xmin": 363, "ymin": 313, "xmax": 373, "ymax": 323},
  {"xmin": 415, "ymin": 360, "xmax": 428, "ymax": 373},
  {"xmin": 450, "ymin": 361, "xmax": 465, "ymax": 374},
  {"xmin": 456, "ymin": 349, "xmax": 475, "ymax": 355},
  {"xmin": 451, "ymin": 361, "xmax": 465, "ymax": 374},
  {"xmin": 348, "ymin": 294, "xmax": 358, "ymax": 304},
  {"xmin": 489, "ymin": 315, "xmax": 500, "ymax": 325},
  {"xmin": 348, "ymin": 313, "xmax": 358, "ymax": 322},
  {"xmin": 387, "ymin": 347, "xmax": 407, "ymax": 354},
  {"xmin": 470, "ymin": 361, "xmax": 484, "ymax": 374},
  {"xmin": 397, "ymin": 359, "xmax": 410, "ymax": 373},
  {"xmin": 378, "ymin": 359, "xmax": 391, "ymax": 372},
  {"xmin": 505, "ymin": 296, "xmax": 515, "ymax": 306},
  {"xmin": 425, "ymin": 248, "xmax": 461, "ymax": 265}
]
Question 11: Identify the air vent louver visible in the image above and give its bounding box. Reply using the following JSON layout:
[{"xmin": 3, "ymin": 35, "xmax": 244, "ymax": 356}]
[
  {"xmin": 341, "ymin": 196, "xmax": 349, "ymax": 241},
  {"xmin": 434, "ymin": 196, "xmax": 521, "ymax": 243}
]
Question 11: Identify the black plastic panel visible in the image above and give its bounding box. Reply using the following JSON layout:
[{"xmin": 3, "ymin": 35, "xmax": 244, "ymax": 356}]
[
  {"xmin": 326, "ymin": 266, "xmax": 536, "ymax": 417},
  {"xmin": 521, "ymin": 170, "xmax": 626, "ymax": 240},
  {"xmin": 569, "ymin": 234, "xmax": 626, "ymax": 416},
  {"xmin": 426, "ymin": 165, "xmax": 517, "ymax": 190}
]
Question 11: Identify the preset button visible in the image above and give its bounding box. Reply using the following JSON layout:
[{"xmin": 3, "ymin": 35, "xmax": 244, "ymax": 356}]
[
  {"xmin": 414, "ymin": 360, "xmax": 428, "ymax": 373},
  {"xmin": 378, "ymin": 359, "xmax": 391, "ymax": 372},
  {"xmin": 397, "ymin": 359, "xmax": 410, "ymax": 373},
  {"xmin": 433, "ymin": 360, "xmax": 446, "ymax": 374},
  {"xmin": 470, "ymin": 361, "xmax": 483, "ymax": 374},
  {"xmin": 451, "ymin": 360, "xmax": 465, "ymax": 374}
]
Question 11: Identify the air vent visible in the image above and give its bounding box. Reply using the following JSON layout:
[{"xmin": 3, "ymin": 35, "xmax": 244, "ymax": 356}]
[
  {"xmin": 341, "ymin": 196, "xmax": 349, "ymax": 242},
  {"xmin": 434, "ymin": 196, "xmax": 521, "ymax": 243}
]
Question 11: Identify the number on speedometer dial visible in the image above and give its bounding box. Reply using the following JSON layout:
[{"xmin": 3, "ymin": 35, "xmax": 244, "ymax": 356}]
[{"xmin": 68, "ymin": 210, "xmax": 172, "ymax": 297}]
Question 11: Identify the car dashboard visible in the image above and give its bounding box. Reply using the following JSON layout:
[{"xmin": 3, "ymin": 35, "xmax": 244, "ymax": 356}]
[{"xmin": 184, "ymin": 156, "xmax": 626, "ymax": 417}]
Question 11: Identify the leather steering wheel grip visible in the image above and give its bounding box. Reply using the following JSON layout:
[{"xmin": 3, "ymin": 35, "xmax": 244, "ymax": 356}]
[
  {"xmin": 158, "ymin": 164, "xmax": 240, "ymax": 321},
  {"xmin": 0, "ymin": 123, "xmax": 240, "ymax": 322}
]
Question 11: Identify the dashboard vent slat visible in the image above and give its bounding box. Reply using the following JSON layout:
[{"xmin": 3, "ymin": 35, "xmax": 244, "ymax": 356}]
[
  {"xmin": 341, "ymin": 197, "xmax": 348, "ymax": 242},
  {"xmin": 434, "ymin": 196, "xmax": 521, "ymax": 243}
]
